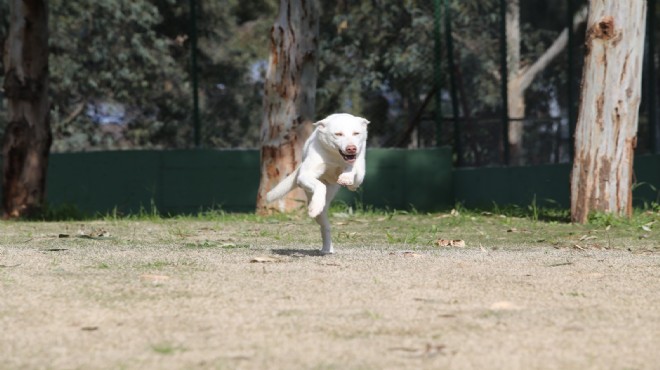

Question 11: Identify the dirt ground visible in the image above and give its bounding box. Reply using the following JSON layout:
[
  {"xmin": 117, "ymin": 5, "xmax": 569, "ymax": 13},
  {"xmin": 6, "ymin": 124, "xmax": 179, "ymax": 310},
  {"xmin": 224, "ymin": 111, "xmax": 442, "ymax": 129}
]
[{"xmin": 0, "ymin": 214, "xmax": 658, "ymax": 369}]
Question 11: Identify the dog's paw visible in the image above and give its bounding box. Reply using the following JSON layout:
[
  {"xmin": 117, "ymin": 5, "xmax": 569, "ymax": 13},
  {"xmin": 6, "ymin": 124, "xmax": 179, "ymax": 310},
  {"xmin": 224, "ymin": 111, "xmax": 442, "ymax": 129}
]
[
  {"xmin": 337, "ymin": 173, "xmax": 354, "ymax": 187},
  {"xmin": 347, "ymin": 184, "xmax": 359, "ymax": 192},
  {"xmin": 320, "ymin": 247, "xmax": 334, "ymax": 255},
  {"xmin": 308, "ymin": 198, "xmax": 325, "ymax": 218}
]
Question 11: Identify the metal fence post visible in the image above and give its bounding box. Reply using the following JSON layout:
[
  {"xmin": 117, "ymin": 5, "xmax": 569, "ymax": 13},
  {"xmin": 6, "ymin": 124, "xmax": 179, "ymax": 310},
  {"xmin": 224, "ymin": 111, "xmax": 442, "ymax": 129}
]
[
  {"xmin": 433, "ymin": 0, "xmax": 443, "ymax": 147},
  {"xmin": 648, "ymin": 0, "xmax": 658, "ymax": 154},
  {"xmin": 499, "ymin": 0, "xmax": 510, "ymax": 165},
  {"xmin": 567, "ymin": 0, "xmax": 576, "ymax": 160},
  {"xmin": 444, "ymin": 0, "xmax": 462, "ymax": 165},
  {"xmin": 190, "ymin": 0, "xmax": 201, "ymax": 148}
]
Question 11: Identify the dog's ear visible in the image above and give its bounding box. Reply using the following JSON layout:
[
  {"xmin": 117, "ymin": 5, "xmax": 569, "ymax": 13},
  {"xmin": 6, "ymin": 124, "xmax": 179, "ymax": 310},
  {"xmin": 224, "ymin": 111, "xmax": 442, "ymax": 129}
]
[
  {"xmin": 362, "ymin": 118, "xmax": 370, "ymax": 126},
  {"xmin": 313, "ymin": 119, "xmax": 326, "ymax": 131}
]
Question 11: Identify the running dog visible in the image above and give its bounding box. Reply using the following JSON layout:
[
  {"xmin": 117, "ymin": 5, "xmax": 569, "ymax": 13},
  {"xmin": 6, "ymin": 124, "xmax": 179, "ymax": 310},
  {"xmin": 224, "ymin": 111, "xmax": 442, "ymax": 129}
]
[{"xmin": 266, "ymin": 113, "xmax": 370, "ymax": 254}]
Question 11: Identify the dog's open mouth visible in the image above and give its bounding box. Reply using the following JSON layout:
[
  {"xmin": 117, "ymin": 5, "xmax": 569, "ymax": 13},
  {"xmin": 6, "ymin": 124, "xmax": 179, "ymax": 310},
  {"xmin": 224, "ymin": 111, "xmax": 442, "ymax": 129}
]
[{"xmin": 339, "ymin": 150, "xmax": 357, "ymax": 163}]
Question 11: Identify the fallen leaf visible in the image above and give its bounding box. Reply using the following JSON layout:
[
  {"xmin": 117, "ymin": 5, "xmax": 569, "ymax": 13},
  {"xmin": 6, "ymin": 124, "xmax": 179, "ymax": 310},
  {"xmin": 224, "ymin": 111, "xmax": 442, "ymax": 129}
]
[
  {"xmin": 250, "ymin": 256, "xmax": 281, "ymax": 263},
  {"xmin": 81, "ymin": 326, "xmax": 99, "ymax": 331},
  {"xmin": 140, "ymin": 274, "xmax": 170, "ymax": 281},
  {"xmin": 389, "ymin": 343, "xmax": 446, "ymax": 358},
  {"xmin": 78, "ymin": 229, "xmax": 111, "ymax": 239},
  {"xmin": 451, "ymin": 240, "xmax": 466, "ymax": 247},
  {"xmin": 436, "ymin": 239, "xmax": 466, "ymax": 247},
  {"xmin": 402, "ymin": 251, "xmax": 421, "ymax": 257},
  {"xmin": 547, "ymin": 261, "xmax": 573, "ymax": 267},
  {"xmin": 43, "ymin": 248, "xmax": 68, "ymax": 252},
  {"xmin": 389, "ymin": 251, "xmax": 421, "ymax": 257},
  {"xmin": 58, "ymin": 234, "xmax": 70, "ymax": 238},
  {"xmin": 490, "ymin": 301, "xmax": 523, "ymax": 310}
]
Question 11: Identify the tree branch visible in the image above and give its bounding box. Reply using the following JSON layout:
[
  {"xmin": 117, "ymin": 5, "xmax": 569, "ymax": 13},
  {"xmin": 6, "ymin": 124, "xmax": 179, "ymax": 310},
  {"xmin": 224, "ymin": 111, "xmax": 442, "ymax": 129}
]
[
  {"xmin": 59, "ymin": 102, "xmax": 86, "ymax": 127},
  {"xmin": 518, "ymin": 5, "xmax": 588, "ymax": 92}
]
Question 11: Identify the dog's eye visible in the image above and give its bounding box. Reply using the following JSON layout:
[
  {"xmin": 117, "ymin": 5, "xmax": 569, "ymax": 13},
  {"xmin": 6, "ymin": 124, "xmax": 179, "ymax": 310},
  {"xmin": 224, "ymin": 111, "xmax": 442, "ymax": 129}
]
[
  {"xmin": 334, "ymin": 132, "xmax": 344, "ymax": 137},
  {"xmin": 352, "ymin": 132, "xmax": 360, "ymax": 136}
]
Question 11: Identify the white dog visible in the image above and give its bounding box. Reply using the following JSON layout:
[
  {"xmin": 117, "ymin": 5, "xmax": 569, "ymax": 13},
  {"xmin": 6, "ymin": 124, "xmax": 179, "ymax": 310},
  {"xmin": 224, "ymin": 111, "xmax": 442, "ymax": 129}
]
[{"xmin": 266, "ymin": 113, "xmax": 370, "ymax": 254}]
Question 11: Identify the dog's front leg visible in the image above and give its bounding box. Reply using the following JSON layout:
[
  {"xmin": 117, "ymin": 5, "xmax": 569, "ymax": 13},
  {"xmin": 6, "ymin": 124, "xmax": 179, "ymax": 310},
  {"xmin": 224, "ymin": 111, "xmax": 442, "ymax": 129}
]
[
  {"xmin": 337, "ymin": 165, "xmax": 355, "ymax": 188},
  {"xmin": 338, "ymin": 151, "xmax": 366, "ymax": 191},
  {"xmin": 297, "ymin": 172, "xmax": 326, "ymax": 218}
]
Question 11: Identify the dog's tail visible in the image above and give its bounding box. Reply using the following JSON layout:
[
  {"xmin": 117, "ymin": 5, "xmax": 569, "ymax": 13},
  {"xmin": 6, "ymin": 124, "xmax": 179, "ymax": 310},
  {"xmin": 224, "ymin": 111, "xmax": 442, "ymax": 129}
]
[{"xmin": 266, "ymin": 167, "xmax": 300, "ymax": 203}]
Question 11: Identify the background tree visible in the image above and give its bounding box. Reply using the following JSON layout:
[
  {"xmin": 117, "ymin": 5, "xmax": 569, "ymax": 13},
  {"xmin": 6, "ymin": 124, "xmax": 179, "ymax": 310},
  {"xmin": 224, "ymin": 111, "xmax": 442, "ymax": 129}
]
[
  {"xmin": 570, "ymin": 0, "xmax": 647, "ymax": 223},
  {"xmin": 505, "ymin": 0, "xmax": 588, "ymax": 165},
  {"xmin": 2, "ymin": 0, "xmax": 51, "ymax": 218},
  {"xmin": 48, "ymin": 0, "xmax": 191, "ymax": 151},
  {"xmin": 255, "ymin": 0, "xmax": 320, "ymax": 213},
  {"xmin": 2, "ymin": 0, "xmax": 275, "ymax": 152}
]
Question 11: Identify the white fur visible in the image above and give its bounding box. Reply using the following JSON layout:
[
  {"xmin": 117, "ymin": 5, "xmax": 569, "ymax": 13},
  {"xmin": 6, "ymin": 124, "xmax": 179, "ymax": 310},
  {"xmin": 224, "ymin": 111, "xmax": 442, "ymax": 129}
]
[{"xmin": 266, "ymin": 113, "xmax": 370, "ymax": 254}]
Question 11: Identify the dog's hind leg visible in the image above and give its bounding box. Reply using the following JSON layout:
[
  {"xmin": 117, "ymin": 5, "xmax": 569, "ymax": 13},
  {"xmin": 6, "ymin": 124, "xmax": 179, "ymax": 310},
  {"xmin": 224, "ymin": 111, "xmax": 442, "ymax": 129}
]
[{"xmin": 315, "ymin": 184, "xmax": 340, "ymax": 255}]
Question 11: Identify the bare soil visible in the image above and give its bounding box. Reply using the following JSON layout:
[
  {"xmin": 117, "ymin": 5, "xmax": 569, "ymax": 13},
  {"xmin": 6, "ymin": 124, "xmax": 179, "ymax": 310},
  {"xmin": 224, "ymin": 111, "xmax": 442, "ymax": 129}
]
[{"xmin": 1, "ymin": 213, "xmax": 658, "ymax": 369}]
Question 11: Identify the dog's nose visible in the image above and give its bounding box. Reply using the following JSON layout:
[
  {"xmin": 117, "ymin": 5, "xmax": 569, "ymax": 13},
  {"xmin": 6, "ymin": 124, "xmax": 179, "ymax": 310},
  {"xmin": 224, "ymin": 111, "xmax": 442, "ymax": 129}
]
[{"xmin": 345, "ymin": 145, "xmax": 357, "ymax": 154}]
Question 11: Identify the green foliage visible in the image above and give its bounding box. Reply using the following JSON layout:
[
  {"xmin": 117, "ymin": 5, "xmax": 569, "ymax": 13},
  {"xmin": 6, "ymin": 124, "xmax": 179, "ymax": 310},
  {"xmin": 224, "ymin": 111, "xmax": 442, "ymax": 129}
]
[
  {"xmin": 0, "ymin": 0, "xmax": 599, "ymax": 152},
  {"xmin": 317, "ymin": 1, "xmax": 439, "ymax": 144},
  {"xmin": 28, "ymin": 0, "xmax": 277, "ymax": 151},
  {"xmin": 48, "ymin": 0, "xmax": 191, "ymax": 150}
]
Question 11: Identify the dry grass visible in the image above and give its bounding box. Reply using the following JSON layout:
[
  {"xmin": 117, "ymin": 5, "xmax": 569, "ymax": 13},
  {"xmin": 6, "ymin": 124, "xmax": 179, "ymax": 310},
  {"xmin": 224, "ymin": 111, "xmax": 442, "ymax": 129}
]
[{"xmin": 1, "ymin": 209, "xmax": 659, "ymax": 369}]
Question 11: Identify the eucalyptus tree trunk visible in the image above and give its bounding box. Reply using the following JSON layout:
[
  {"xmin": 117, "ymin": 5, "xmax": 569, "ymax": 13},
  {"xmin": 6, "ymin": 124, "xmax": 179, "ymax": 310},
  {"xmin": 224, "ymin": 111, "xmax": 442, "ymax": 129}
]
[
  {"xmin": 570, "ymin": 0, "xmax": 647, "ymax": 223},
  {"xmin": 2, "ymin": 0, "xmax": 52, "ymax": 218},
  {"xmin": 256, "ymin": 0, "xmax": 319, "ymax": 214}
]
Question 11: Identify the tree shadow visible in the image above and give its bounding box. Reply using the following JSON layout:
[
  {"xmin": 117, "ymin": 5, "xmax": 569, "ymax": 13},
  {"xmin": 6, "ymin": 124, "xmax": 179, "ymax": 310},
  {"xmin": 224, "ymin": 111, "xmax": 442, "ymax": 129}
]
[{"xmin": 271, "ymin": 248, "xmax": 327, "ymax": 257}]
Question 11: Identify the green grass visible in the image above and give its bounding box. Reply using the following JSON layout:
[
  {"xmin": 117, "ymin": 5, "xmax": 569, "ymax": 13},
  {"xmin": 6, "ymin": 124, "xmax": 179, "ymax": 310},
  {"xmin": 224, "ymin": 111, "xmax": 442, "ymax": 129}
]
[
  {"xmin": 150, "ymin": 343, "xmax": 183, "ymax": 355},
  {"xmin": 6, "ymin": 197, "xmax": 658, "ymax": 254}
]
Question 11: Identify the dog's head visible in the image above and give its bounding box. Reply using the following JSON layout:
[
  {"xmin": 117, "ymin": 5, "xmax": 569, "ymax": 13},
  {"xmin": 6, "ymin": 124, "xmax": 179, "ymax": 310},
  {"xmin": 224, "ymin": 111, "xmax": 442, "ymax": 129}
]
[{"xmin": 314, "ymin": 113, "xmax": 370, "ymax": 164}]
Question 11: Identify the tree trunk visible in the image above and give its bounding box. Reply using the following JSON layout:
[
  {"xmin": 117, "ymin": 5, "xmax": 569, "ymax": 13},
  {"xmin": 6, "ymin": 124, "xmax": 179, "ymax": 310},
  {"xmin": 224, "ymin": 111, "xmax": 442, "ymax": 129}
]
[
  {"xmin": 2, "ymin": 0, "xmax": 52, "ymax": 218},
  {"xmin": 505, "ymin": 0, "xmax": 589, "ymax": 165},
  {"xmin": 570, "ymin": 0, "xmax": 647, "ymax": 223},
  {"xmin": 255, "ymin": 0, "xmax": 319, "ymax": 214}
]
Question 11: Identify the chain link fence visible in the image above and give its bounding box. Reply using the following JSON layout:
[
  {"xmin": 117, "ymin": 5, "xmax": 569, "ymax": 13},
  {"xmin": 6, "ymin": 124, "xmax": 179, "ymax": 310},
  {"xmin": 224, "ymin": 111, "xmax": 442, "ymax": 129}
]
[{"xmin": 0, "ymin": 0, "xmax": 658, "ymax": 166}]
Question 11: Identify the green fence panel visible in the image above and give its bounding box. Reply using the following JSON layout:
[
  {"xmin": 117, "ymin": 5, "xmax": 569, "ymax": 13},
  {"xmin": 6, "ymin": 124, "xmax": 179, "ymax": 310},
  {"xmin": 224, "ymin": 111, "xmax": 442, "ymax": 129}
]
[
  {"xmin": 1, "ymin": 150, "xmax": 653, "ymax": 215},
  {"xmin": 454, "ymin": 154, "xmax": 660, "ymax": 209},
  {"xmin": 454, "ymin": 163, "xmax": 571, "ymax": 208},
  {"xmin": 48, "ymin": 151, "xmax": 161, "ymax": 215},
  {"xmin": 634, "ymin": 154, "xmax": 660, "ymax": 205},
  {"xmin": 335, "ymin": 147, "xmax": 454, "ymax": 211},
  {"xmin": 159, "ymin": 150, "xmax": 260, "ymax": 213},
  {"xmin": 0, "ymin": 148, "xmax": 453, "ymax": 215}
]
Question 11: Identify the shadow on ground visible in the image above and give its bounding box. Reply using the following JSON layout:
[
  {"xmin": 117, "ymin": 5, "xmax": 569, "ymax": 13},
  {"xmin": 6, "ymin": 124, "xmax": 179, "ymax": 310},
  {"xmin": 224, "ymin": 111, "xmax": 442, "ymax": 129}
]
[{"xmin": 271, "ymin": 248, "xmax": 327, "ymax": 257}]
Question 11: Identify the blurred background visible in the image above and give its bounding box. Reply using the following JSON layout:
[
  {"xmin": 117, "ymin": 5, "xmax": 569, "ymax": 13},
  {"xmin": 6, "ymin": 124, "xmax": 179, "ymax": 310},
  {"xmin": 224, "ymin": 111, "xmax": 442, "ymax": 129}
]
[{"xmin": 1, "ymin": 0, "xmax": 658, "ymax": 167}]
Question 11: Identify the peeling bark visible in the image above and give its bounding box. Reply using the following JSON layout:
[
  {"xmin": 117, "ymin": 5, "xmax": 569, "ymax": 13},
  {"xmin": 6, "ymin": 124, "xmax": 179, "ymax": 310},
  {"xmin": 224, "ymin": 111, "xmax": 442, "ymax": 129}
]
[
  {"xmin": 256, "ymin": 0, "xmax": 319, "ymax": 214},
  {"xmin": 2, "ymin": 0, "xmax": 52, "ymax": 218},
  {"xmin": 570, "ymin": 0, "xmax": 647, "ymax": 223}
]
